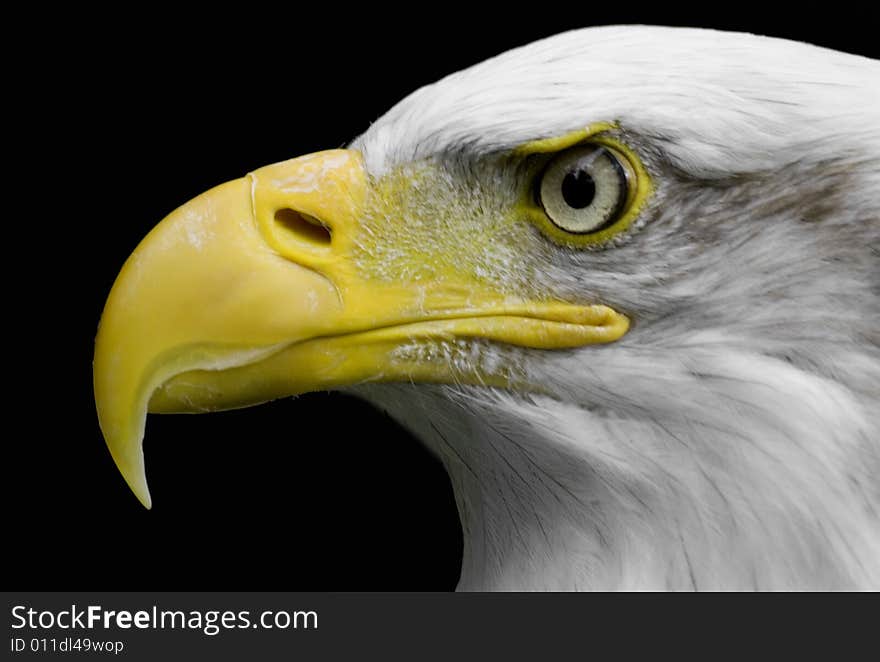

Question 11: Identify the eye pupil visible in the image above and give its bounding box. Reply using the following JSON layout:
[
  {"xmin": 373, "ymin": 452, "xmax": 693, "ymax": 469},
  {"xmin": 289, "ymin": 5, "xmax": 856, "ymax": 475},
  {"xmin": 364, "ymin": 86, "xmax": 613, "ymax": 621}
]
[{"xmin": 560, "ymin": 169, "xmax": 596, "ymax": 209}]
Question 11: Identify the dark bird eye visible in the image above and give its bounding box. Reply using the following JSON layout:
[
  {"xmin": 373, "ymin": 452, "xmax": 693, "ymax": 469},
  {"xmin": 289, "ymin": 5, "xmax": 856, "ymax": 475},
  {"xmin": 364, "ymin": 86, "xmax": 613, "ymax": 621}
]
[
  {"xmin": 538, "ymin": 144, "xmax": 631, "ymax": 234},
  {"xmin": 561, "ymin": 169, "xmax": 596, "ymax": 209}
]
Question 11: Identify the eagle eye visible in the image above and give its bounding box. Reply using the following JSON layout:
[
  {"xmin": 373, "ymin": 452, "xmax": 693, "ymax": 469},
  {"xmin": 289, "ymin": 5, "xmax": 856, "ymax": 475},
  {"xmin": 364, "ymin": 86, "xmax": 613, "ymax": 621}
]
[{"xmin": 537, "ymin": 144, "xmax": 632, "ymax": 236}]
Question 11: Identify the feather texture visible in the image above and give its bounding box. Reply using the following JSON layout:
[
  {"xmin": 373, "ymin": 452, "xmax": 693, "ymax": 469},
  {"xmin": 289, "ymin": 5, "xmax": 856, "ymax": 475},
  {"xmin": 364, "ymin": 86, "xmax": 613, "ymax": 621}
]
[{"xmin": 349, "ymin": 26, "xmax": 880, "ymax": 589}]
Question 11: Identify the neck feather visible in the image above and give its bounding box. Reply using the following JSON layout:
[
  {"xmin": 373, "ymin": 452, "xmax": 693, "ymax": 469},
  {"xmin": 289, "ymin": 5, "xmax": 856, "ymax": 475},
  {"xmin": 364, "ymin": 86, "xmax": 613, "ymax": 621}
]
[{"xmin": 357, "ymin": 349, "xmax": 880, "ymax": 590}]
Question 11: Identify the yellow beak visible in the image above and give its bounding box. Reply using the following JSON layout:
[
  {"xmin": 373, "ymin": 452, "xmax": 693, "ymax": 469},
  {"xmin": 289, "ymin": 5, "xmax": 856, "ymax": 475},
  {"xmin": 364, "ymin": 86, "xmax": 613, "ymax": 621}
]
[{"xmin": 94, "ymin": 149, "xmax": 628, "ymax": 508}]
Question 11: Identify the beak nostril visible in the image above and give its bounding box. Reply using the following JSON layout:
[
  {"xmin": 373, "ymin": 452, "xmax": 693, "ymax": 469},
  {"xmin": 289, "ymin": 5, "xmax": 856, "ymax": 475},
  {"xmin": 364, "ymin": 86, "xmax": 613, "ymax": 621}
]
[{"xmin": 273, "ymin": 208, "xmax": 332, "ymax": 247}]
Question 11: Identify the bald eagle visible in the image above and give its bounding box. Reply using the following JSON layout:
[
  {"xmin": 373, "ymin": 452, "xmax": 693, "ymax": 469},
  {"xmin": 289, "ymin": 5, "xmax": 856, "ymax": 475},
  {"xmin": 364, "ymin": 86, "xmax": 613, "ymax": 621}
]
[{"xmin": 94, "ymin": 26, "xmax": 880, "ymax": 590}]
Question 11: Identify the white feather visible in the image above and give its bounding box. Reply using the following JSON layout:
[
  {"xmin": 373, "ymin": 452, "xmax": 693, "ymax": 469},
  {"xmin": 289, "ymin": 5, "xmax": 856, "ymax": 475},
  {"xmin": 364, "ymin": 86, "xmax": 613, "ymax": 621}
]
[
  {"xmin": 349, "ymin": 26, "xmax": 880, "ymax": 590},
  {"xmin": 353, "ymin": 25, "xmax": 880, "ymax": 178}
]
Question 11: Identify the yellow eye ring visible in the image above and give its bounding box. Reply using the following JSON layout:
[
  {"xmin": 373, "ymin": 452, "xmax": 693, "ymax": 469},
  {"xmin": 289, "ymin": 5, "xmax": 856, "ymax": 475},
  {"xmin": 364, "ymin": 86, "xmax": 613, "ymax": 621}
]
[{"xmin": 518, "ymin": 129, "xmax": 653, "ymax": 248}]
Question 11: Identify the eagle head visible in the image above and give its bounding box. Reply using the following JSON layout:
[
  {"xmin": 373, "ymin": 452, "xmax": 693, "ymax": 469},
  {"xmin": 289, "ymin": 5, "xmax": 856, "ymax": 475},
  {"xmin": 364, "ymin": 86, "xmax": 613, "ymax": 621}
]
[{"xmin": 94, "ymin": 26, "xmax": 880, "ymax": 589}]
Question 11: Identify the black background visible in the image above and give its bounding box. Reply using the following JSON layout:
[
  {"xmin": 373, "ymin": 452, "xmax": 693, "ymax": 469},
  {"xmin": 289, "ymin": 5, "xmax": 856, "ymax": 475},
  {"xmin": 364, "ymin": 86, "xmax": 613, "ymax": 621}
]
[{"xmin": 10, "ymin": 6, "xmax": 877, "ymax": 591}]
